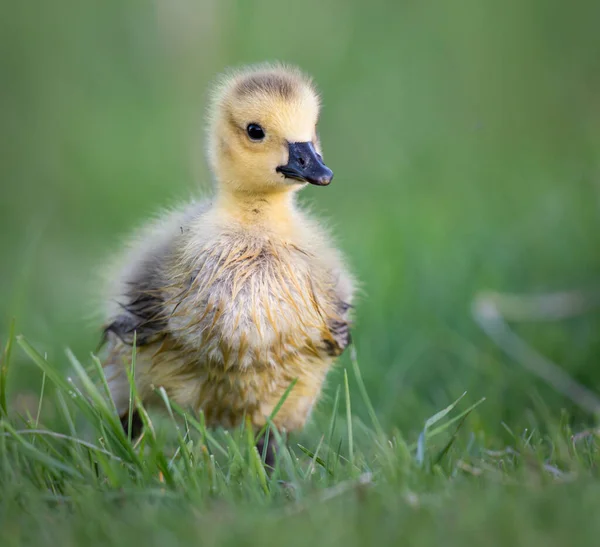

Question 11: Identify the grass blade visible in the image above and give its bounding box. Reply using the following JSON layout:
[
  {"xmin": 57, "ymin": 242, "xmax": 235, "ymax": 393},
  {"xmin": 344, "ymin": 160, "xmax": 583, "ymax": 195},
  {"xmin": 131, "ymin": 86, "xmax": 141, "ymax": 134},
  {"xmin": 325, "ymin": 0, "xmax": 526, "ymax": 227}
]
[
  {"xmin": 34, "ymin": 372, "xmax": 46, "ymax": 429},
  {"xmin": 344, "ymin": 369, "xmax": 354, "ymax": 469},
  {"xmin": 0, "ymin": 318, "xmax": 16, "ymax": 417},
  {"xmin": 256, "ymin": 378, "xmax": 298, "ymax": 443},
  {"xmin": 427, "ymin": 398, "xmax": 486, "ymax": 441},
  {"xmin": 350, "ymin": 344, "xmax": 385, "ymax": 439},
  {"xmin": 433, "ymin": 412, "xmax": 471, "ymax": 466},
  {"xmin": 424, "ymin": 392, "xmax": 467, "ymax": 430},
  {"xmin": 1, "ymin": 421, "xmax": 84, "ymax": 478},
  {"xmin": 127, "ymin": 333, "xmax": 137, "ymax": 440}
]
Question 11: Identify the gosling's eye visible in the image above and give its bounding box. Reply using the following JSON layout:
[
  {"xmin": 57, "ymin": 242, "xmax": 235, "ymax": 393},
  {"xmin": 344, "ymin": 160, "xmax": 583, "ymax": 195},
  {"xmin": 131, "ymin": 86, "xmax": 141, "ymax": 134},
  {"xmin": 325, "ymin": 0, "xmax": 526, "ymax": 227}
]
[{"xmin": 246, "ymin": 123, "xmax": 265, "ymax": 141}]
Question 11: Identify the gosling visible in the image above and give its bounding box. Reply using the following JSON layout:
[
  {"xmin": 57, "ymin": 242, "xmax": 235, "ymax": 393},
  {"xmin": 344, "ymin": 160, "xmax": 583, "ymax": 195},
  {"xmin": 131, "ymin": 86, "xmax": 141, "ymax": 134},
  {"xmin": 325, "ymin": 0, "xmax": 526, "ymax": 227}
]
[{"xmin": 101, "ymin": 64, "xmax": 355, "ymax": 459}]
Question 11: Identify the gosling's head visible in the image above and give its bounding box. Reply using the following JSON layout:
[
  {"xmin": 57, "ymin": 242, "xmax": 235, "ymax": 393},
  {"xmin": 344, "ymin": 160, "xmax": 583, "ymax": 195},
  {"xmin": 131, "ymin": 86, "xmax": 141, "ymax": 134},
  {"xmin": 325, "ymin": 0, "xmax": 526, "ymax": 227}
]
[{"xmin": 207, "ymin": 63, "xmax": 333, "ymax": 195}]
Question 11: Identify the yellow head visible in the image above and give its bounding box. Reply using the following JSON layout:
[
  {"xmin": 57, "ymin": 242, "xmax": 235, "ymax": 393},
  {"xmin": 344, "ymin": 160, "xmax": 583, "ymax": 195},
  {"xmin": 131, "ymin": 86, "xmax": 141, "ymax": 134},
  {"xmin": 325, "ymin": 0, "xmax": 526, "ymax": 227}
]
[{"xmin": 207, "ymin": 64, "xmax": 333, "ymax": 195}]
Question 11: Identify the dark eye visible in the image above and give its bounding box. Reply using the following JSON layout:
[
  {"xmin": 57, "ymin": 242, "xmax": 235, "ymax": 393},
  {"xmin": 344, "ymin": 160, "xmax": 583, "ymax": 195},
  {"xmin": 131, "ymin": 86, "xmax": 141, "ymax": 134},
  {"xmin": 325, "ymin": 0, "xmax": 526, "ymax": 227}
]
[{"xmin": 246, "ymin": 123, "xmax": 265, "ymax": 141}]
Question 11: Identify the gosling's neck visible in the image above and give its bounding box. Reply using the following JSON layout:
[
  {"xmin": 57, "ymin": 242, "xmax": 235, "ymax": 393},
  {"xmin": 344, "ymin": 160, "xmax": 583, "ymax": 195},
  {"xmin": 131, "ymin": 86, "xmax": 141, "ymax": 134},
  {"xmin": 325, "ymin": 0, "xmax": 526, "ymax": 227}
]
[{"xmin": 215, "ymin": 187, "xmax": 300, "ymax": 239}]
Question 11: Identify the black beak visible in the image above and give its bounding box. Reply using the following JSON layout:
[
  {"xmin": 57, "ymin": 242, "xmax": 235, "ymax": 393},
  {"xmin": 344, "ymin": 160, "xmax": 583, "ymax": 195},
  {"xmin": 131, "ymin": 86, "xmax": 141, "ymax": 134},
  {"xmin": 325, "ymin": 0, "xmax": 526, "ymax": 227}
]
[{"xmin": 276, "ymin": 142, "xmax": 334, "ymax": 186}]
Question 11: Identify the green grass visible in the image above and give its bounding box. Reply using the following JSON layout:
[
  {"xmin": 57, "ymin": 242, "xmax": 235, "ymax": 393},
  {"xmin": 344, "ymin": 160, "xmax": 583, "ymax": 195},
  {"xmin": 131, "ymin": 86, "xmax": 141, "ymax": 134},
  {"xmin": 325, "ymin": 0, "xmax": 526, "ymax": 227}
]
[
  {"xmin": 2, "ymin": 0, "xmax": 600, "ymax": 545},
  {"xmin": 1, "ymin": 333, "xmax": 599, "ymax": 546}
]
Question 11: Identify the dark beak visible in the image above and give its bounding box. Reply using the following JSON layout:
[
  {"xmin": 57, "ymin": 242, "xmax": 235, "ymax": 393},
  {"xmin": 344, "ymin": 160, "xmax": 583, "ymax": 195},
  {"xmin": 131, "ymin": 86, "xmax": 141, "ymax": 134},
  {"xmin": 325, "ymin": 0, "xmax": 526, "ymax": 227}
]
[{"xmin": 276, "ymin": 142, "xmax": 334, "ymax": 186}]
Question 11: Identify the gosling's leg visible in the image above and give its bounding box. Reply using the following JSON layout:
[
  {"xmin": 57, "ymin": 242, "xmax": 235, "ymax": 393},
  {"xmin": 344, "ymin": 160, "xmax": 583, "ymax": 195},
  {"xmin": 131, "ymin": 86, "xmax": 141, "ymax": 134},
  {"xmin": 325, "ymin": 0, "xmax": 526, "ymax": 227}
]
[
  {"xmin": 256, "ymin": 434, "xmax": 278, "ymax": 470},
  {"xmin": 103, "ymin": 361, "xmax": 145, "ymax": 439},
  {"xmin": 120, "ymin": 410, "xmax": 144, "ymax": 439}
]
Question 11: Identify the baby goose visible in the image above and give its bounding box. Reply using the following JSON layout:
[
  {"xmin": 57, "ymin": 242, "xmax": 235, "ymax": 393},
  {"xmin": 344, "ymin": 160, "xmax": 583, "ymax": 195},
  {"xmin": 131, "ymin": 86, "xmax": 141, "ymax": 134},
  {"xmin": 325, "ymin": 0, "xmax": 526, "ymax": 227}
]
[{"xmin": 101, "ymin": 64, "xmax": 355, "ymax": 458}]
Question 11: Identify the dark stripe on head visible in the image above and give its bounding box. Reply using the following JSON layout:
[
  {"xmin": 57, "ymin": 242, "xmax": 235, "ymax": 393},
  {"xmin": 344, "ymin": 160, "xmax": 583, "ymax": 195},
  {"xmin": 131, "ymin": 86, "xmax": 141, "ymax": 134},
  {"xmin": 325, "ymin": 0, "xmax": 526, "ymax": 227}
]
[{"xmin": 234, "ymin": 72, "xmax": 297, "ymax": 100}]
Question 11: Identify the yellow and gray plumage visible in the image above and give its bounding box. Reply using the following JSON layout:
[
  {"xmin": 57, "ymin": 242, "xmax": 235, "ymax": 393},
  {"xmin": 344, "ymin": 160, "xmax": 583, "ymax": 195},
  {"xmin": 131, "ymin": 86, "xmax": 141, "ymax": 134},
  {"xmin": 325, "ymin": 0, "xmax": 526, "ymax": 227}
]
[{"xmin": 101, "ymin": 63, "xmax": 355, "ymax": 438}]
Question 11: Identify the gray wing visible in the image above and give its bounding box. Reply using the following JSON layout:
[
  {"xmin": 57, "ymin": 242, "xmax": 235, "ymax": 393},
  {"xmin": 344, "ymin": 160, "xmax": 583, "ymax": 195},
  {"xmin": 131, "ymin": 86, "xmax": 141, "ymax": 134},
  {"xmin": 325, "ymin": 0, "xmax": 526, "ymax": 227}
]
[
  {"xmin": 103, "ymin": 261, "xmax": 169, "ymax": 346},
  {"xmin": 327, "ymin": 301, "xmax": 353, "ymax": 354},
  {"xmin": 102, "ymin": 201, "xmax": 208, "ymax": 347}
]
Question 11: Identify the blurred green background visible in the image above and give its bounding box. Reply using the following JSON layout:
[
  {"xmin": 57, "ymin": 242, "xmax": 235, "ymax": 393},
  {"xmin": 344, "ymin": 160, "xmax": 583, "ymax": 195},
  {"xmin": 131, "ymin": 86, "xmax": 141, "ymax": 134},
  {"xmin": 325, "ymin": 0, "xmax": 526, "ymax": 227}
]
[{"xmin": 1, "ymin": 0, "xmax": 599, "ymax": 439}]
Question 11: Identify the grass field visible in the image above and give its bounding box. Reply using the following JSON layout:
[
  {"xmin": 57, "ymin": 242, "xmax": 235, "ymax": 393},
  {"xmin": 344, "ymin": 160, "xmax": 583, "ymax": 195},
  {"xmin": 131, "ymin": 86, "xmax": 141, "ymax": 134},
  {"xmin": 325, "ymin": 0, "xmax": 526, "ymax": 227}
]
[{"xmin": 1, "ymin": 1, "xmax": 600, "ymax": 545}]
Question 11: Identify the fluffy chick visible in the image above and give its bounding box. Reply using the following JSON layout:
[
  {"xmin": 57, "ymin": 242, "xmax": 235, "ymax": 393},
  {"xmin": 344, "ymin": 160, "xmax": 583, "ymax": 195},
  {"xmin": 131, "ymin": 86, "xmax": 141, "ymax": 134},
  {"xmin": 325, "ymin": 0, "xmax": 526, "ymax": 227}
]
[{"xmin": 101, "ymin": 63, "xmax": 355, "ymax": 447}]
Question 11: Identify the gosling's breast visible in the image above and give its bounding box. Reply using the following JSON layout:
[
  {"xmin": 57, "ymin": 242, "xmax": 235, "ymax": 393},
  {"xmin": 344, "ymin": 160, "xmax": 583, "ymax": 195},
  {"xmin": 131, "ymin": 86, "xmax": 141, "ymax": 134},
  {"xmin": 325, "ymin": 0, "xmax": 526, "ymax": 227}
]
[{"xmin": 165, "ymin": 237, "xmax": 335, "ymax": 370}]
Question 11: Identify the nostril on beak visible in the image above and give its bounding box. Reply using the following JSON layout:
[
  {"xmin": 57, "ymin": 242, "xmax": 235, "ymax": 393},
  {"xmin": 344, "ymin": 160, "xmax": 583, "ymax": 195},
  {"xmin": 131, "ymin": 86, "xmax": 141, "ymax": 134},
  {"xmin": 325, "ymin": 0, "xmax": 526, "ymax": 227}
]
[{"xmin": 297, "ymin": 156, "xmax": 306, "ymax": 167}]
